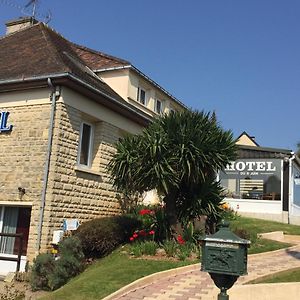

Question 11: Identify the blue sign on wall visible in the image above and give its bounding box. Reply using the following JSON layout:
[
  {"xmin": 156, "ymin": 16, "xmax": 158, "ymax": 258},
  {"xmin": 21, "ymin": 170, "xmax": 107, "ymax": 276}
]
[{"xmin": 0, "ymin": 111, "xmax": 13, "ymax": 132}]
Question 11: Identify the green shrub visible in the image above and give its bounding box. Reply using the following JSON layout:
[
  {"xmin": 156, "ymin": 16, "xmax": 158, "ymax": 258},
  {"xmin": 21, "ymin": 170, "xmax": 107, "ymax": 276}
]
[
  {"xmin": 75, "ymin": 215, "xmax": 141, "ymax": 258},
  {"xmin": 129, "ymin": 243, "xmax": 143, "ymax": 257},
  {"xmin": 222, "ymin": 209, "xmax": 238, "ymax": 221},
  {"xmin": 162, "ymin": 240, "xmax": 178, "ymax": 257},
  {"xmin": 30, "ymin": 236, "xmax": 84, "ymax": 291},
  {"xmin": 176, "ymin": 243, "xmax": 193, "ymax": 261},
  {"xmin": 30, "ymin": 253, "xmax": 55, "ymax": 291},
  {"xmin": 182, "ymin": 222, "xmax": 195, "ymax": 243},
  {"xmin": 48, "ymin": 236, "xmax": 84, "ymax": 290},
  {"xmin": 129, "ymin": 241, "xmax": 159, "ymax": 257},
  {"xmin": 141, "ymin": 241, "xmax": 158, "ymax": 256}
]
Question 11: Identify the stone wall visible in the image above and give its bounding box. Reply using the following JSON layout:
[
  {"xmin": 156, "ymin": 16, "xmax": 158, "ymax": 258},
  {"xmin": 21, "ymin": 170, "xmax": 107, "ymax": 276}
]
[
  {"xmin": 0, "ymin": 92, "xmax": 142, "ymax": 261},
  {"xmin": 0, "ymin": 103, "xmax": 51, "ymax": 259},
  {"xmin": 39, "ymin": 102, "xmax": 123, "ymax": 251}
]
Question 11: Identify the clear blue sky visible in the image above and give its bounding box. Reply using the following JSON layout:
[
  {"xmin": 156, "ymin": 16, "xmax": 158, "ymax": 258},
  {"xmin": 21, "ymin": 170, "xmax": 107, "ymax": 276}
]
[{"xmin": 0, "ymin": 0, "xmax": 299, "ymax": 151}]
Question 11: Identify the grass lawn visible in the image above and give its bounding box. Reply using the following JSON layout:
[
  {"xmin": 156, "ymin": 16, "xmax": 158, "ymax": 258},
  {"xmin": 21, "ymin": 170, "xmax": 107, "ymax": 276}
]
[
  {"xmin": 229, "ymin": 216, "xmax": 300, "ymax": 254},
  {"xmin": 249, "ymin": 267, "xmax": 300, "ymax": 284},
  {"xmin": 40, "ymin": 216, "xmax": 300, "ymax": 300},
  {"xmin": 230, "ymin": 216, "xmax": 300, "ymax": 236},
  {"xmin": 248, "ymin": 238, "xmax": 291, "ymax": 254},
  {"xmin": 40, "ymin": 250, "xmax": 196, "ymax": 300}
]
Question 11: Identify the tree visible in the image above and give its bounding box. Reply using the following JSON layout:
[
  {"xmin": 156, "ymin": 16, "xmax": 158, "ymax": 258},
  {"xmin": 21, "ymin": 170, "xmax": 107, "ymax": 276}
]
[
  {"xmin": 108, "ymin": 110, "xmax": 237, "ymax": 233},
  {"xmin": 297, "ymin": 142, "xmax": 300, "ymax": 158}
]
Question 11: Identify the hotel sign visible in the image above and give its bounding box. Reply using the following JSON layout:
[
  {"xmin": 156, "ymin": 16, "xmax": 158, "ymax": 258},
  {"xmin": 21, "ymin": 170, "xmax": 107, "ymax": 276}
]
[
  {"xmin": 223, "ymin": 159, "xmax": 281, "ymax": 177},
  {"xmin": 0, "ymin": 111, "xmax": 12, "ymax": 133},
  {"xmin": 226, "ymin": 161, "xmax": 276, "ymax": 172}
]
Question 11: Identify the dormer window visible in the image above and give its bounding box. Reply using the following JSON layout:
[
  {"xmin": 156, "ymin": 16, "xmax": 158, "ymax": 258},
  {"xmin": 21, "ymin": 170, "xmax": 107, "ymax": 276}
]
[
  {"xmin": 137, "ymin": 87, "xmax": 146, "ymax": 105},
  {"xmin": 155, "ymin": 99, "xmax": 162, "ymax": 114}
]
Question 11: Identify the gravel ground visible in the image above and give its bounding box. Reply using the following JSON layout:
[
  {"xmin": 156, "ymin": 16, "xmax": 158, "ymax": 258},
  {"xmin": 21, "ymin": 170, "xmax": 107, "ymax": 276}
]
[{"xmin": 0, "ymin": 280, "xmax": 48, "ymax": 299}]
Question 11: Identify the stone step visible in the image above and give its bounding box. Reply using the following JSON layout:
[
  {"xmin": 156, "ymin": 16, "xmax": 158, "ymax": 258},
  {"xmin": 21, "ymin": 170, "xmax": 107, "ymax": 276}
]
[{"xmin": 258, "ymin": 231, "xmax": 284, "ymax": 241}]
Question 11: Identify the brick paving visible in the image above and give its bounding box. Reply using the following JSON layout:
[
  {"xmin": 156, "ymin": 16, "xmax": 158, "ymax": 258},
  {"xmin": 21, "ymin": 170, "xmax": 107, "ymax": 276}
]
[{"xmin": 107, "ymin": 235, "xmax": 300, "ymax": 300}]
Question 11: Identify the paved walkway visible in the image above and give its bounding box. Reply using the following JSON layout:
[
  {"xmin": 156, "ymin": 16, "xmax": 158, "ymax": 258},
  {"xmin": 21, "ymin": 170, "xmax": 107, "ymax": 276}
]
[{"xmin": 107, "ymin": 235, "xmax": 300, "ymax": 300}]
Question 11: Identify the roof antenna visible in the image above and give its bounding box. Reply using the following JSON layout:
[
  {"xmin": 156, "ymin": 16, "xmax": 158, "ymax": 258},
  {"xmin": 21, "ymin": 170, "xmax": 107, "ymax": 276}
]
[
  {"xmin": 0, "ymin": 0, "xmax": 52, "ymax": 23},
  {"xmin": 44, "ymin": 10, "xmax": 52, "ymax": 24},
  {"xmin": 24, "ymin": 0, "xmax": 38, "ymax": 19}
]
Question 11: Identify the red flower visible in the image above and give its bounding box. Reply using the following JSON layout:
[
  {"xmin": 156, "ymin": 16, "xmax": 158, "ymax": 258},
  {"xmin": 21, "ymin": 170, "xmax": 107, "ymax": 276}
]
[
  {"xmin": 149, "ymin": 230, "xmax": 155, "ymax": 235},
  {"xmin": 133, "ymin": 233, "xmax": 138, "ymax": 238},
  {"xmin": 139, "ymin": 230, "xmax": 147, "ymax": 236},
  {"xmin": 177, "ymin": 235, "xmax": 185, "ymax": 245},
  {"xmin": 139, "ymin": 209, "xmax": 153, "ymax": 215},
  {"xmin": 129, "ymin": 237, "xmax": 134, "ymax": 242}
]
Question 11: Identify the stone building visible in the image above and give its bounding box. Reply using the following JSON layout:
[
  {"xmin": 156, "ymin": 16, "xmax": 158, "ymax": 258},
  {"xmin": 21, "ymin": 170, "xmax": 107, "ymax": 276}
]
[{"xmin": 0, "ymin": 17, "xmax": 185, "ymax": 274}]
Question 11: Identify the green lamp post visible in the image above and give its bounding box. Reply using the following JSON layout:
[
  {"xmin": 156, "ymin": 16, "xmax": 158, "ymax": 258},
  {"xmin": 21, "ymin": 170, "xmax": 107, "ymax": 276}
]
[{"xmin": 200, "ymin": 220, "xmax": 251, "ymax": 300}]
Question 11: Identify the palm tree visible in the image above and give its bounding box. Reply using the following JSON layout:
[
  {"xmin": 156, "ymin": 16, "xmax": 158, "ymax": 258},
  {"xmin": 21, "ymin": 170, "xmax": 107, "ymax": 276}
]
[{"xmin": 108, "ymin": 110, "xmax": 237, "ymax": 233}]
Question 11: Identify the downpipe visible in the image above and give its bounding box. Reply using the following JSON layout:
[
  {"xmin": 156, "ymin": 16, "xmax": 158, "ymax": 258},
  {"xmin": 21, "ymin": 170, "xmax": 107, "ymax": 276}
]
[
  {"xmin": 36, "ymin": 78, "xmax": 60, "ymax": 252},
  {"xmin": 288, "ymin": 152, "xmax": 295, "ymax": 224}
]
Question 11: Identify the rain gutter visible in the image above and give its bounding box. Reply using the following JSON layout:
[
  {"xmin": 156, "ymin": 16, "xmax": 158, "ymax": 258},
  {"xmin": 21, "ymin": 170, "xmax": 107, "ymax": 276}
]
[{"xmin": 0, "ymin": 73, "xmax": 152, "ymax": 124}]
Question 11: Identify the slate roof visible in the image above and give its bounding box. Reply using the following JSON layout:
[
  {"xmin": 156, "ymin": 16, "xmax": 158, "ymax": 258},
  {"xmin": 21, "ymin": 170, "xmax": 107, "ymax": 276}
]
[
  {"xmin": 0, "ymin": 22, "xmax": 152, "ymax": 124},
  {"xmin": 238, "ymin": 145, "xmax": 292, "ymax": 159}
]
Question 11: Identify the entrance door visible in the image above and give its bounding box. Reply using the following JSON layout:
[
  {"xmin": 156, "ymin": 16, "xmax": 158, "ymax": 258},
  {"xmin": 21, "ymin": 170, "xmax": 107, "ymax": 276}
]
[{"xmin": 0, "ymin": 206, "xmax": 31, "ymax": 256}]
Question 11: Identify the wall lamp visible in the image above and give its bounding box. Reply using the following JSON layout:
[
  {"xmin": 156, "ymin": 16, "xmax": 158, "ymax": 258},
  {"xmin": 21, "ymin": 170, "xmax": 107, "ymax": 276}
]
[{"xmin": 18, "ymin": 187, "xmax": 26, "ymax": 198}]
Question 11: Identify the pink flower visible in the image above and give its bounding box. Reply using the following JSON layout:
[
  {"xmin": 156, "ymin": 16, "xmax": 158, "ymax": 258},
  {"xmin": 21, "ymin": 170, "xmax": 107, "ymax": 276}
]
[
  {"xmin": 129, "ymin": 237, "xmax": 134, "ymax": 242},
  {"xmin": 133, "ymin": 233, "xmax": 138, "ymax": 238},
  {"xmin": 149, "ymin": 230, "xmax": 155, "ymax": 235}
]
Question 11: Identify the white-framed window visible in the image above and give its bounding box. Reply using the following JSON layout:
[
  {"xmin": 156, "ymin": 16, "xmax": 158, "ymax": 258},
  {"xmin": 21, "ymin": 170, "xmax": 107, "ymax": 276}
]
[
  {"xmin": 155, "ymin": 99, "xmax": 163, "ymax": 114},
  {"xmin": 137, "ymin": 87, "xmax": 146, "ymax": 106},
  {"xmin": 78, "ymin": 122, "xmax": 94, "ymax": 167}
]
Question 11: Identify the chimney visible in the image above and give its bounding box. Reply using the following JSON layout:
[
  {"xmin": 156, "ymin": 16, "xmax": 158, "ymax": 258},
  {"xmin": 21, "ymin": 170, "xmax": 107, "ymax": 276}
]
[{"xmin": 5, "ymin": 17, "xmax": 38, "ymax": 35}]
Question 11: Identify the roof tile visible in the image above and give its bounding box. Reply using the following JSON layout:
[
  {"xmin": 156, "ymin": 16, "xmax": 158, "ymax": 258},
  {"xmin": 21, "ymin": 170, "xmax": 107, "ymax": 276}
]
[
  {"xmin": 72, "ymin": 44, "xmax": 130, "ymax": 70},
  {"xmin": 0, "ymin": 22, "xmax": 127, "ymax": 102}
]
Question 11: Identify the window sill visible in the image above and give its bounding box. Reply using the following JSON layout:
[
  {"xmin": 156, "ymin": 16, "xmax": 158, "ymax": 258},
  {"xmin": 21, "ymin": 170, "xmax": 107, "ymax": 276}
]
[
  {"xmin": 0, "ymin": 201, "xmax": 32, "ymax": 206},
  {"xmin": 75, "ymin": 165, "xmax": 101, "ymax": 176}
]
